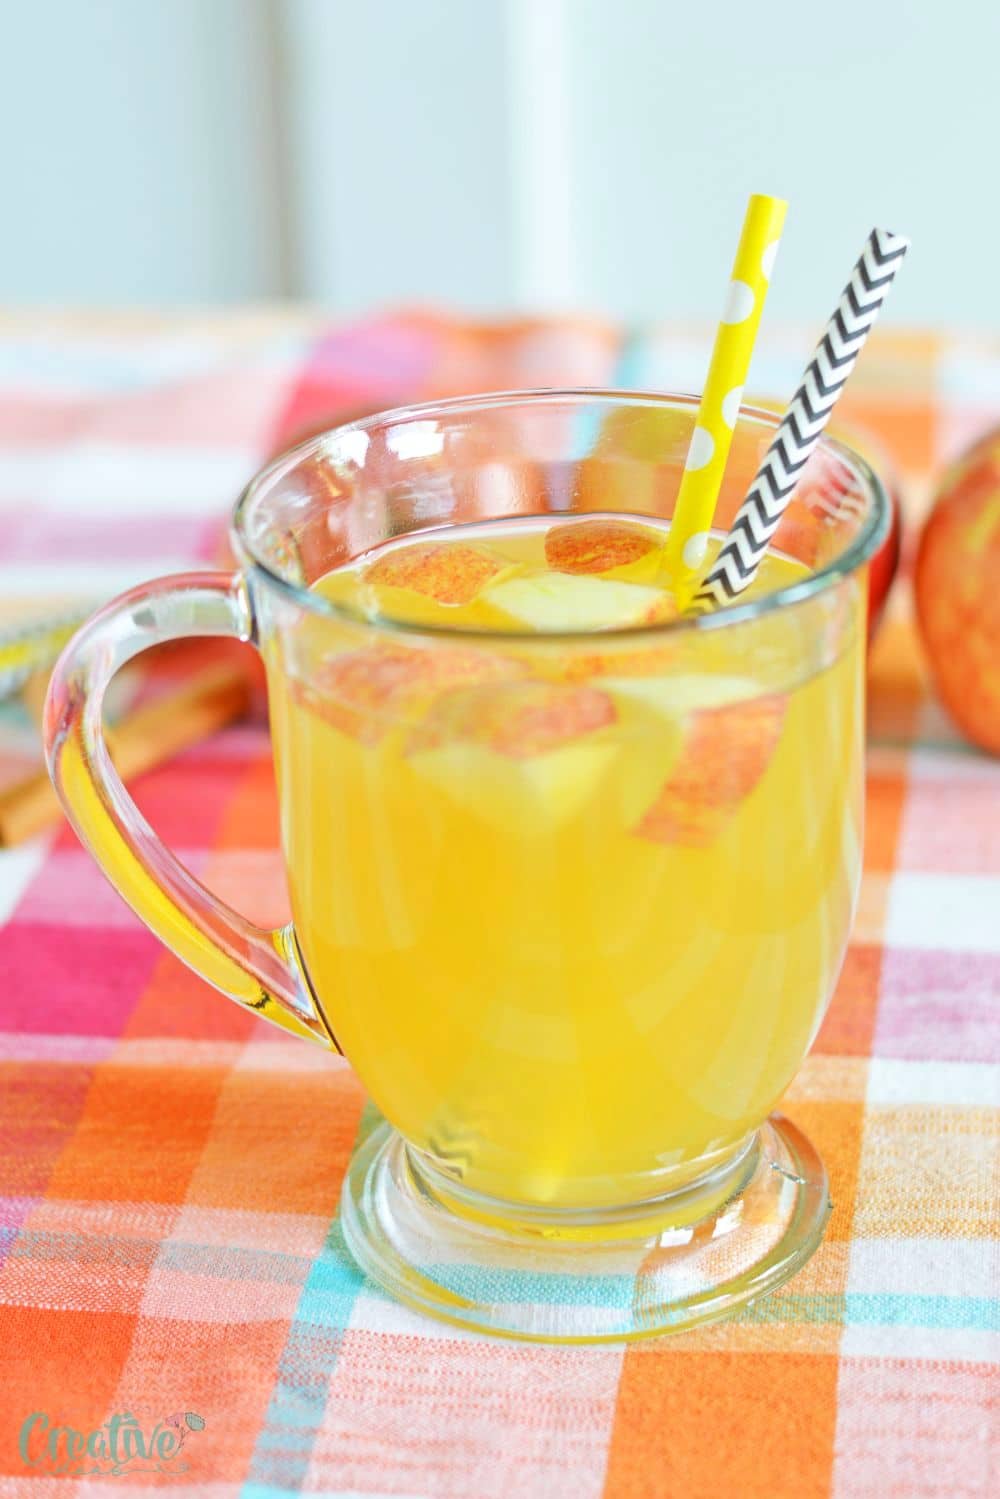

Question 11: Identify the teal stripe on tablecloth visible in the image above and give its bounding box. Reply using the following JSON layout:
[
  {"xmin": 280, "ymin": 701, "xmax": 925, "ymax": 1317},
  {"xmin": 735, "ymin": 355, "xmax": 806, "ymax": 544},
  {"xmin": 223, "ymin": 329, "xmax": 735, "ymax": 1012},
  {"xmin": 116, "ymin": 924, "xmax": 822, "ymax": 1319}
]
[
  {"xmin": 846, "ymin": 1294, "xmax": 999, "ymax": 1331},
  {"xmin": 423, "ymin": 1263, "xmax": 637, "ymax": 1309},
  {"xmin": 737, "ymin": 1292, "xmax": 998, "ymax": 1330},
  {"xmin": 240, "ymin": 1105, "xmax": 378, "ymax": 1499}
]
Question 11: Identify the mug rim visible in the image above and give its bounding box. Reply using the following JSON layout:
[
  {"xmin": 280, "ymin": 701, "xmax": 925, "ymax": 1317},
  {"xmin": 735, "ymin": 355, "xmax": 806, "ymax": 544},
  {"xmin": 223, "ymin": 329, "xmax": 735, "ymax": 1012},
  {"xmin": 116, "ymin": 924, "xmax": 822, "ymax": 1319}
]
[{"xmin": 232, "ymin": 387, "xmax": 890, "ymax": 642}]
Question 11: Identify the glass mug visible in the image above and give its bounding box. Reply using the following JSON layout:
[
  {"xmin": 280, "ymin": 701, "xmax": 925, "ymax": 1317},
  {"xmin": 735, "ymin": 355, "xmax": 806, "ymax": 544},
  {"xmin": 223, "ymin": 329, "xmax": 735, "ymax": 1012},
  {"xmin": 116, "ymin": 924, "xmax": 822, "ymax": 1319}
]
[{"xmin": 46, "ymin": 392, "xmax": 886, "ymax": 1342}]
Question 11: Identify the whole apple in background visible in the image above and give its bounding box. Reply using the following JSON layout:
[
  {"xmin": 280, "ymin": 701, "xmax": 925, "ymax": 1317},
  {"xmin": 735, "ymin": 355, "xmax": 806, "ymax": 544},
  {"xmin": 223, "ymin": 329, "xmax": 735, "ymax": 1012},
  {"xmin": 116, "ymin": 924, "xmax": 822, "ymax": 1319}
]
[
  {"xmin": 866, "ymin": 478, "xmax": 903, "ymax": 641},
  {"xmin": 915, "ymin": 431, "xmax": 1000, "ymax": 754}
]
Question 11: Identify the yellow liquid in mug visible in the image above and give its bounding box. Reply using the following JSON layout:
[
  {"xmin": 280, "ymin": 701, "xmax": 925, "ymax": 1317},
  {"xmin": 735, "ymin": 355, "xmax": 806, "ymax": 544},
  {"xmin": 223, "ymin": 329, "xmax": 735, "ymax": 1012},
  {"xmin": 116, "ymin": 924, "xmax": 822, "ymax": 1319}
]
[{"xmin": 266, "ymin": 516, "xmax": 863, "ymax": 1210}]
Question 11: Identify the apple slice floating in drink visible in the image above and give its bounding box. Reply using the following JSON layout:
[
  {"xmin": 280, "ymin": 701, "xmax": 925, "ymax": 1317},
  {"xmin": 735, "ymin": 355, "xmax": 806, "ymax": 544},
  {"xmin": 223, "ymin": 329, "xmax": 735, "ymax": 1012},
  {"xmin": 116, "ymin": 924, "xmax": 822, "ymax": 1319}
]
[
  {"xmin": 482, "ymin": 571, "xmax": 671, "ymax": 633},
  {"xmin": 408, "ymin": 680, "xmax": 619, "ymax": 829},
  {"xmin": 543, "ymin": 517, "xmax": 661, "ymax": 581},
  {"xmin": 342, "ymin": 538, "xmax": 521, "ymax": 627},
  {"xmin": 635, "ymin": 689, "xmax": 786, "ymax": 847},
  {"xmin": 293, "ymin": 641, "xmax": 522, "ymax": 745},
  {"xmin": 363, "ymin": 540, "xmax": 508, "ymax": 605},
  {"xmin": 412, "ymin": 680, "xmax": 615, "ymax": 757}
]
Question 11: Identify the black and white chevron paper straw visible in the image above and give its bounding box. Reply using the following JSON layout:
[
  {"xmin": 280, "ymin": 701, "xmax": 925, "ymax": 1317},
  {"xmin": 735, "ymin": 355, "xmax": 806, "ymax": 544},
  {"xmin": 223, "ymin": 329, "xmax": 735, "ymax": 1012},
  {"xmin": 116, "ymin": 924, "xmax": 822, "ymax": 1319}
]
[{"xmin": 693, "ymin": 227, "xmax": 909, "ymax": 611}]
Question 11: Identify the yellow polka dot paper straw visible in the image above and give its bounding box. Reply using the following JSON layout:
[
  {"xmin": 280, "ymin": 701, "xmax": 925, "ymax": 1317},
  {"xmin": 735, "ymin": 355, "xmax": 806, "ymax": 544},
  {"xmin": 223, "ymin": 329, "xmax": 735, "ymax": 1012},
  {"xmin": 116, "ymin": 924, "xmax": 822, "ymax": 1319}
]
[{"xmin": 664, "ymin": 192, "xmax": 787, "ymax": 599}]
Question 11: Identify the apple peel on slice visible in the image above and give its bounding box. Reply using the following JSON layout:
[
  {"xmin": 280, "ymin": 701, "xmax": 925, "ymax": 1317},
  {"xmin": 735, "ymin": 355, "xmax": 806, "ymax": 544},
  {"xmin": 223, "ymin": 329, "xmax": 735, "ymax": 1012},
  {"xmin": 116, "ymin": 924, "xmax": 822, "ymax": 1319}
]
[
  {"xmin": 544, "ymin": 517, "xmax": 661, "ymax": 579},
  {"xmin": 409, "ymin": 679, "xmax": 615, "ymax": 758},
  {"xmin": 362, "ymin": 539, "xmax": 509, "ymax": 605},
  {"xmin": 294, "ymin": 642, "xmax": 522, "ymax": 746},
  {"xmin": 635, "ymin": 689, "xmax": 787, "ymax": 847}
]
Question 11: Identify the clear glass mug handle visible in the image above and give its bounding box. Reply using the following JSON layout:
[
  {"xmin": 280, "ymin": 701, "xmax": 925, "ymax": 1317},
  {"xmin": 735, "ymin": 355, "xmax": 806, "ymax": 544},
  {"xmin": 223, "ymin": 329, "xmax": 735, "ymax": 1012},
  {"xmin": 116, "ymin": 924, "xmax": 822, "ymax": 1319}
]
[{"xmin": 44, "ymin": 570, "xmax": 337, "ymax": 1051}]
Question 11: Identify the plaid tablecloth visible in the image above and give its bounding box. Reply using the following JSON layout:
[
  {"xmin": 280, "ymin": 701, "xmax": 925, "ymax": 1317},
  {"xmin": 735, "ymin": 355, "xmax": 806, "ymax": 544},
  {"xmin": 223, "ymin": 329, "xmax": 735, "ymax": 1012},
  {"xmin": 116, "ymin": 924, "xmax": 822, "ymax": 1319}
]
[{"xmin": 0, "ymin": 310, "xmax": 997, "ymax": 1497}]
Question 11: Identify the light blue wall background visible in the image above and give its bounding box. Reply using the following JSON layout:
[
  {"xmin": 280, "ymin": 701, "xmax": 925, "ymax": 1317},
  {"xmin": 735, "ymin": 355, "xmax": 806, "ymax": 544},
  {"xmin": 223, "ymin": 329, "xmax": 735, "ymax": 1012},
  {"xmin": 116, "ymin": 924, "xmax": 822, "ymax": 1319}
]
[
  {"xmin": 562, "ymin": 0, "xmax": 995, "ymax": 330},
  {"xmin": 1, "ymin": 0, "xmax": 286, "ymax": 302},
  {"xmin": 0, "ymin": 0, "xmax": 995, "ymax": 327}
]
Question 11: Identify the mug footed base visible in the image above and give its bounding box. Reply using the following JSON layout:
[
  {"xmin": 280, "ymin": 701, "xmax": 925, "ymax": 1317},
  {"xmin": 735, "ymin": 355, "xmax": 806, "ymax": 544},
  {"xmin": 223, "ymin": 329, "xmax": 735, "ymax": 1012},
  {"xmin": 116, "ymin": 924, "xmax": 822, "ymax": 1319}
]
[{"xmin": 340, "ymin": 1114, "xmax": 831, "ymax": 1344}]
